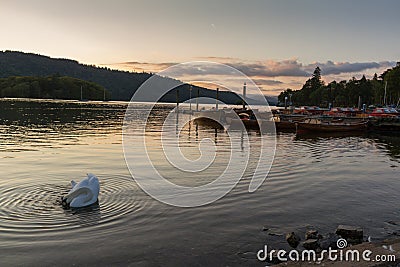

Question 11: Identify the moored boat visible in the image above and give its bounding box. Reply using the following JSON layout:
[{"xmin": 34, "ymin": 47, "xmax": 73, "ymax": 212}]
[
  {"xmin": 273, "ymin": 114, "xmax": 307, "ymax": 132},
  {"xmin": 228, "ymin": 113, "xmax": 261, "ymax": 130},
  {"xmin": 275, "ymin": 120, "xmax": 297, "ymax": 131},
  {"xmin": 293, "ymin": 106, "xmax": 328, "ymax": 116},
  {"xmin": 323, "ymin": 107, "xmax": 362, "ymax": 117},
  {"xmin": 296, "ymin": 118, "xmax": 368, "ymax": 133},
  {"xmin": 369, "ymin": 107, "xmax": 399, "ymax": 118}
]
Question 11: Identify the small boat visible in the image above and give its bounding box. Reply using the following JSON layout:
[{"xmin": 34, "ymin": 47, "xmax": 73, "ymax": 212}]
[
  {"xmin": 369, "ymin": 108, "xmax": 399, "ymax": 118},
  {"xmin": 228, "ymin": 112, "xmax": 260, "ymax": 130},
  {"xmin": 296, "ymin": 118, "xmax": 368, "ymax": 133},
  {"xmin": 274, "ymin": 114, "xmax": 306, "ymax": 132},
  {"xmin": 323, "ymin": 107, "xmax": 361, "ymax": 117},
  {"xmin": 275, "ymin": 120, "xmax": 296, "ymax": 131},
  {"xmin": 238, "ymin": 112, "xmax": 251, "ymax": 120},
  {"xmin": 193, "ymin": 117, "xmax": 224, "ymax": 129},
  {"xmin": 226, "ymin": 108, "xmax": 270, "ymax": 131},
  {"xmin": 293, "ymin": 106, "xmax": 328, "ymax": 116}
]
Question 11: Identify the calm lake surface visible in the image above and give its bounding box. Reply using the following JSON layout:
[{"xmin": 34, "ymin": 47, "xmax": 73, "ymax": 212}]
[{"xmin": 0, "ymin": 98, "xmax": 399, "ymax": 266}]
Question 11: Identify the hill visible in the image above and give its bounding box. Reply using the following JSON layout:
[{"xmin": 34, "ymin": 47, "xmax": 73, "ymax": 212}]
[
  {"xmin": 0, "ymin": 51, "xmax": 243, "ymax": 103},
  {"xmin": 0, "ymin": 75, "xmax": 109, "ymax": 100}
]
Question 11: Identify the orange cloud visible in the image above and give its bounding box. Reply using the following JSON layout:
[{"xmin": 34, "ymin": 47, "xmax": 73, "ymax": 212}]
[{"xmin": 101, "ymin": 59, "xmax": 396, "ymax": 96}]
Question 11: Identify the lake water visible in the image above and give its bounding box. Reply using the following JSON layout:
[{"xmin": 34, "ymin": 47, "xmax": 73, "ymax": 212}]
[{"xmin": 0, "ymin": 98, "xmax": 399, "ymax": 266}]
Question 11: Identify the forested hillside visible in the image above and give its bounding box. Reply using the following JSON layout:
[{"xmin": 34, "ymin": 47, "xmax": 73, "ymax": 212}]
[
  {"xmin": 278, "ymin": 64, "xmax": 400, "ymax": 107},
  {"xmin": 0, "ymin": 75, "xmax": 109, "ymax": 100},
  {"xmin": 0, "ymin": 51, "xmax": 242, "ymax": 103}
]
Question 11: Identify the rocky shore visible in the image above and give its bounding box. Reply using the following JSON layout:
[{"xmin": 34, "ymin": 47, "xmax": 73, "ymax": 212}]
[
  {"xmin": 277, "ymin": 239, "xmax": 400, "ymax": 266},
  {"xmin": 260, "ymin": 225, "xmax": 400, "ymax": 266}
]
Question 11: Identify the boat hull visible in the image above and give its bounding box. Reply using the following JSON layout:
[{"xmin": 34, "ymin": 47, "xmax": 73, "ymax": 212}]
[
  {"xmin": 275, "ymin": 121, "xmax": 296, "ymax": 132},
  {"xmin": 193, "ymin": 117, "xmax": 225, "ymax": 129},
  {"xmin": 296, "ymin": 121, "xmax": 368, "ymax": 133}
]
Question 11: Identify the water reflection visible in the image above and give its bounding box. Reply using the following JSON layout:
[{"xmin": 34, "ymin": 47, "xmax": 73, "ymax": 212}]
[
  {"xmin": 0, "ymin": 99, "xmax": 127, "ymax": 151},
  {"xmin": 63, "ymin": 203, "xmax": 102, "ymax": 227},
  {"xmin": 294, "ymin": 131, "xmax": 365, "ymax": 140},
  {"xmin": 0, "ymin": 98, "xmax": 399, "ymax": 266},
  {"xmin": 292, "ymin": 131, "xmax": 400, "ymax": 162},
  {"xmin": 368, "ymin": 133, "xmax": 400, "ymax": 161}
]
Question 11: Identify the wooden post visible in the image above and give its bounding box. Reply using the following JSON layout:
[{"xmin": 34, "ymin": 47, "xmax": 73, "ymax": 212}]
[
  {"xmin": 216, "ymin": 87, "xmax": 219, "ymax": 111},
  {"xmin": 242, "ymin": 82, "xmax": 246, "ymax": 110},
  {"xmin": 196, "ymin": 88, "xmax": 200, "ymax": 111},
  {"xmin": 176, "ymin": 89, "xmax": 179, "ymax": 110}
]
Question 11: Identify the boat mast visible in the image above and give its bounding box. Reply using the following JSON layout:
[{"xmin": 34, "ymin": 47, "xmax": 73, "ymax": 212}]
[
  {"xmin": 196, "ymin": 88, "xmax": 199, "ymax": 112},
  {"xmin": 189, "ymin": 85, "xmax": 192, "ymax": 111},
  {"xmin": 216, "ymin": 87, "xmax": 219, "ymax": 111},
  {"xmin": 176, "ymin": 89, "xmax": 179, "ymax": 111},
  {"xmin": 242, "ymin": 82, "xmax": 246, "ymax": 110},
  {"xmin": 175, "ymin": 89, "xmax": 179, "ymax": 130}
]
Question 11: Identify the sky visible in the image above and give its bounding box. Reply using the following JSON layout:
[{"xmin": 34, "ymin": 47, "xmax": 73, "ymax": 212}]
[{"xmin": 1, "ymin": 0, "xmax": 400, "ymax": 95}]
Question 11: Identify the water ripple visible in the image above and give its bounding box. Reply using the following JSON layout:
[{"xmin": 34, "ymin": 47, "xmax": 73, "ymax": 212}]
[{"xmin": 0, "ymin": 175, "xmax": 149, "ymax": 242}]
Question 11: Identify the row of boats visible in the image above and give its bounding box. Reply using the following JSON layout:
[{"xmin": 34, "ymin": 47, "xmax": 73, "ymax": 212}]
[
  {"xmin": 276, "ymin": 106, "xmax": 400, "ymax": 134},
  {"xmin": 191, "ymin": 106, "xmax": 400, "ymax": 134}
]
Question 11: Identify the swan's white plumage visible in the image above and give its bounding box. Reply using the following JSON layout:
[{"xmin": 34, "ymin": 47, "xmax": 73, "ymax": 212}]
[{"xmin": 63, "ymin": 173, "xmax": 100, "ymax": 208}]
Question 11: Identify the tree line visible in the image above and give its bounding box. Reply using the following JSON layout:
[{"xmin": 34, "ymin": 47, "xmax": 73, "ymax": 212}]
[
  {"xmin": 0, "ymin": 75, "xmax": 110, "ymax": 100},
  {"xmin": 0, "ymin": 51, "xmax": 243, "ymax": 103},
  {"xmin": 278, "ymin": 63, "xmax": 400, "ymax": 107}
]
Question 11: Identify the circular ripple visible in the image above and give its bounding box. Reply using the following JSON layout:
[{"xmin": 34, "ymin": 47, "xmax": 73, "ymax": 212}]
[{"xmin": 0, "ymin": 175, "xmax": 148, "ymax": 240}]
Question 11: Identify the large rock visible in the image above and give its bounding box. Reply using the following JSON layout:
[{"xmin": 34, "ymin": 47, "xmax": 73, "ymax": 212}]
[
  {"xmin": 318, "ymin": 233, "xmax": 340, "ymax": 250},
  {"xmin": 303, "ymin": 239, "xmax": 320, "ymax": 250},
  {"xmin": 336, "ymin": 225, "xmax": 363, "ymax": 244},
  {"xmin": 305, "ymin": 229, "xmax": 319, "ymax": 240},
  {"xmin": 286, "ymin": 232, "xmax": 301, "ymax": 248}
]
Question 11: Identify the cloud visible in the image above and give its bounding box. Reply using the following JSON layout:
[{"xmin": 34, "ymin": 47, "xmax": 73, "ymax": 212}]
[
  {"xmin": 102, "ymin": 59, "xmax": 396, "ymax": 95},
  {"xmin": 304, "ymin": 60, "xmax": 396, "ymax": 75},
  {"xmin": 174, "ymin": 58, "xmax": 310, "ymax": 77},
  {"xmin": 106, "ymin": 59, "xmax": 395, "ymax": 78},
  {"xmin": 221, "ymin": 60, "xmax": 395, "ymax": 78},
  {"xmin": 229, "ymin": 60, "xmax": 310, "ymax": 77},
  {"xmin": 196, "ymin": 58, "xmax": 395, "ymax": 78},
  {"xmin": 196, "ymin": 56, "xmax": 241, "ymax": 62},
  {"xmin": 122, "ymin": 61, "xmax": 176, "ymax": 68},
  {"xmin": 103, "ymin": 61, "xmax": 177, "ymax": 73},
  {"xmin": 251, "ymin": 78, "xmax": 283, "ymax": 86}
]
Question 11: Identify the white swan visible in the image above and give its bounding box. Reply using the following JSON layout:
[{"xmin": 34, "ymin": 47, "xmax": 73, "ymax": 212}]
[{"xmin": 62, "ymin": 173, "xmax": 100, "ymax": 208}]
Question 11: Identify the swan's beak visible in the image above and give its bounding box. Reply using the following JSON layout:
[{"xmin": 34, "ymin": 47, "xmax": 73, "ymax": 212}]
[
  {"xmin": 61, "ymin": 196, "xmax": 69, "ymax": 208},
  {"xmin": 62, "ymin": 194, "xmax": 72, "ymax": 204}
]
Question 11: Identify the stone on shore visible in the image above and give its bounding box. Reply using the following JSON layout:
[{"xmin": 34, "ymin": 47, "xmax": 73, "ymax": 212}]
[
  {"xmin": 305, "ymin": 229, "xmax": 319, "ymax": 240},
  {"xmin": 318, "ymin": 233, "xmax": 340, "ymax": 250},
  {"xmin": 286, "ymin": 232, "xmax": 301, "ymax": 248},
  {"xmin": 277, "ymin": 238, "xmax": 400, "ymax": 266},
  {"xmin": 302, "ymin": 239, "xmax": 320, "ymax": 250},
  {"xmin": 335, "ymin": 225, "xmax": 363, "ymax": 244}
]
